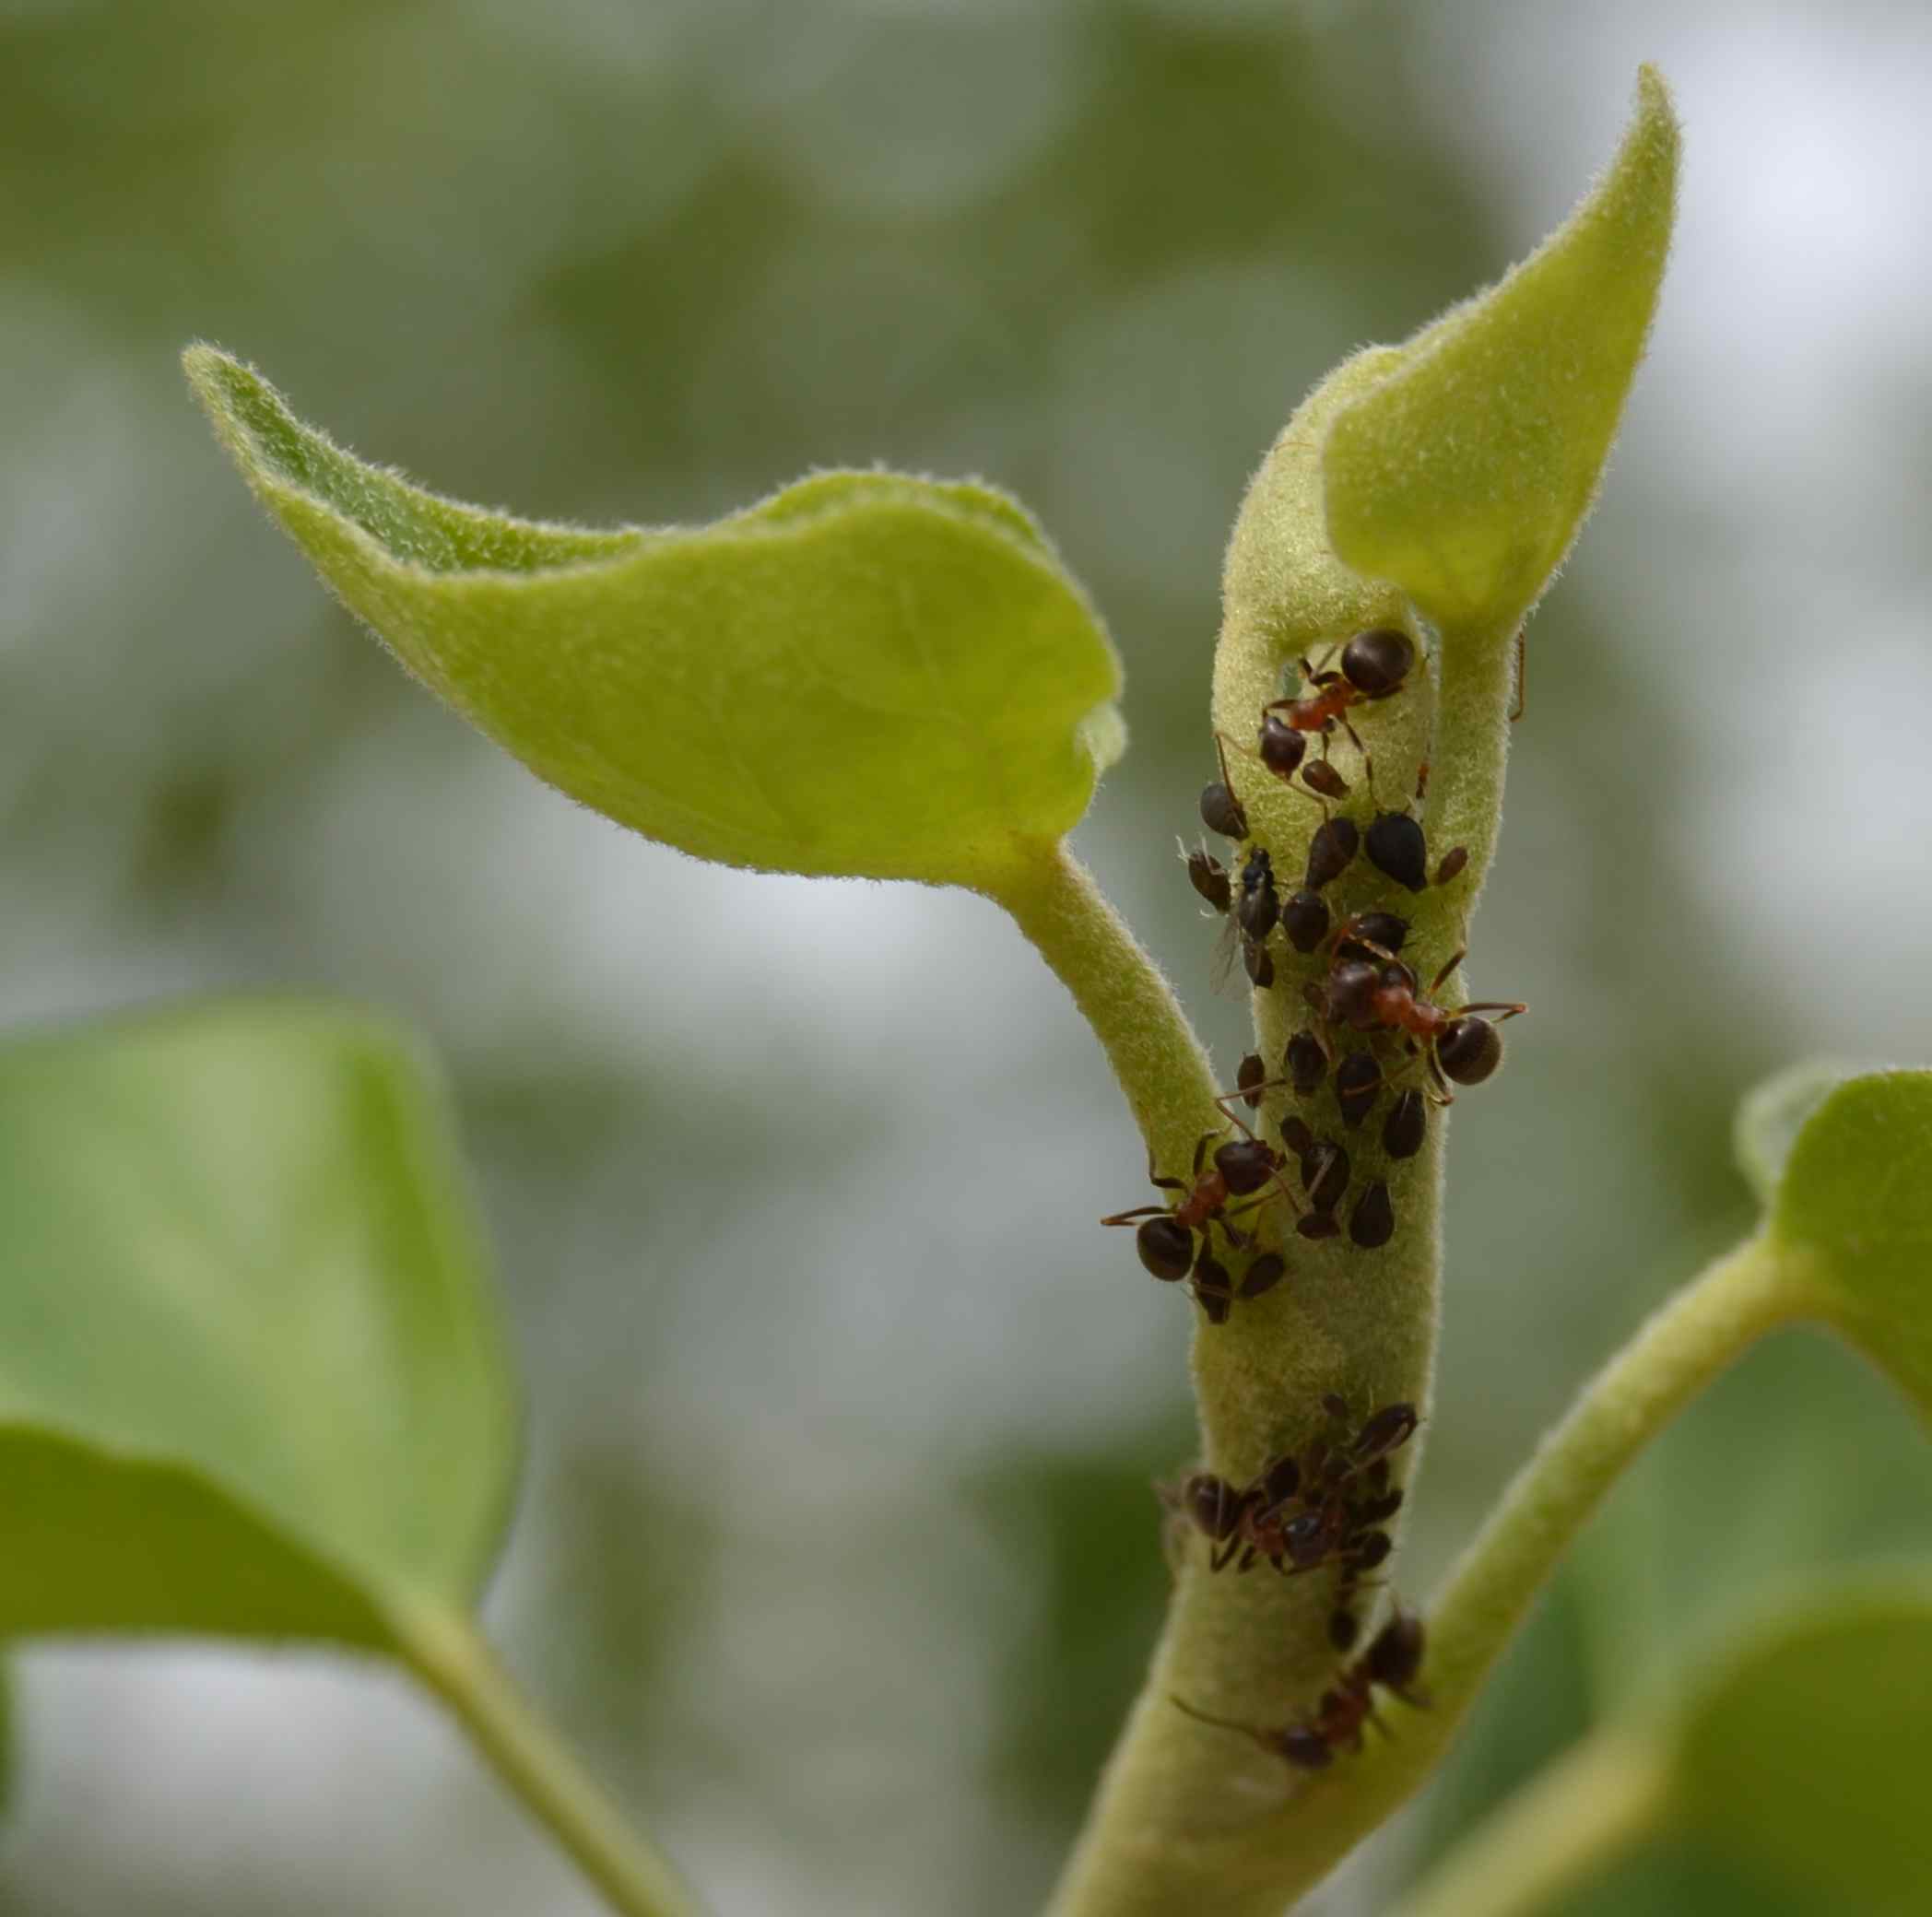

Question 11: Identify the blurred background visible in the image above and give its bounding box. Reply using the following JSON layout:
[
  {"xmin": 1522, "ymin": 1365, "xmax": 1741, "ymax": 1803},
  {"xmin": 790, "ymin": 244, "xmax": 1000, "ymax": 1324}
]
[{"xmin": 3, "ymin": 1, "xmax": 1930, "ymax": 1912}]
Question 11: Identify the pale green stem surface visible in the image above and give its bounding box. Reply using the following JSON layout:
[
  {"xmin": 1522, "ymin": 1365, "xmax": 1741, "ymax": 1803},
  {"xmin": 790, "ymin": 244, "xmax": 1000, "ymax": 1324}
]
[
  {"xmin": 987, "ymin": 838, "xmax": 1222, "ymax": 1179},
  {"xmin": 397, "ymin": 1605, "xmax": 706, "ymax": 1917},
  {"xmin": 1386, "ymin": 1728, "xmax": 1674, "ymax": 1917},
  {"xmin": 1234, "ymin": 1236, "xmax": 1813, "ymax": 1904}
]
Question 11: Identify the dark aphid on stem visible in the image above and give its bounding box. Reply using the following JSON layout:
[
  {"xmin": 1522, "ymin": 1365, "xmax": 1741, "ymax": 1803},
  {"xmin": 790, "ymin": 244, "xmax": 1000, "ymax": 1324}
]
[
  {"xmin": 1304, "ymin": 817, "xmax": 1361, "ymax": 891},
  {"xmin": 1351, "ymin": 1402, "xmax": 1420, "ymax": 1465},
  {"xmin": 1329, "ymin": 1608, "xmax": 1361, "ymax": 1653},
  {"xmin": 1200, "ymin": 734, "xmax": 1248, "ymax": 841},
  {"xmin": 1302, "ymin": 1138, "xmax": 1349, "ymax": 1216},
  {"xmin": 1239, "ymin": 1251, "xmax": 1289, "ymax": 1299},
  {"xmin": 1349, "ymin": 1181, "xmax": 1396, "ymax": 1249},
  {"xmin": 1302, "ymin": 759, "xmax": 1350, "ymax": 802},
  {"xmin": 1434, "ymin": 845, "xmax": 1469, "ymax": 888},
  {"xmin": 1184, "ymin": 844, "xmax": 1232, "ymax": 912},
  {"xmin": 1362, "ymin": 1605, "xmax": 1430, "ymax": 1706},
  {"xmin": 1236, "ymin": 1052, "xmax": 1267, "ymax": 1109},
  {"xmin": 1243, "ymin": 939, "xmax": 1275, "ymax": 989},
  {"xmin": 1279, "ymin": 1112, "xmax": 1314, "ymax": 1158},
  {"xmin": 1366, "ymin": 810, "xmax": 1431, "ymax": 892},
  {"xmin": 1382, "ymin": 1088, "xmax": 1428, "ymax": 1159},
  {"xmin": 1332, "ymin": 910, "xmax": 1408, "ymax": 965},
  {"xmin": 1285, "ymin": 1031, "xmax": 1327, "ymax": 1099},
  {"xmin": 1282, "ymin": 888, "xmax": 1330, "ymax": 954},
  {"xmin": 1191, "ymin": 1244, "xmax": 1234, "ymax": 1323},
  {"xmin": 1334, "ymin": 1051, "xmax": 1383, "ymax": 1127}
]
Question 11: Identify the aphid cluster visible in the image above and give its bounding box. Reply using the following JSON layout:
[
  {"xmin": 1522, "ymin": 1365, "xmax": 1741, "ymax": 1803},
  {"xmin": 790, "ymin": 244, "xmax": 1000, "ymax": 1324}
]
[
  {"xmin": 1151, "ymin": 625, "xmax": 1526, "ymax": 1298},
  {"xmin": 1162, "ymin": 1394, "xmax": 1416, "ymax": 1651},
  {"xmin": 1172, "ymin": 1603, "xmax": 1429, "ymax": 1770}
]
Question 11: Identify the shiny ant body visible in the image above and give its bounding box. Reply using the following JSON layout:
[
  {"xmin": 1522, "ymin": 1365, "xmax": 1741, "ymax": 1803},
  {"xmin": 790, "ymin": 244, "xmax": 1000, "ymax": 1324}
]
[
  {"xmin": 1311, "ymin": 946, "xmax": 1526, "ymax": 1101},
  {"xmin": 1102, "ymin": 1096, "xmax": 1301, "ymax": 1290}
]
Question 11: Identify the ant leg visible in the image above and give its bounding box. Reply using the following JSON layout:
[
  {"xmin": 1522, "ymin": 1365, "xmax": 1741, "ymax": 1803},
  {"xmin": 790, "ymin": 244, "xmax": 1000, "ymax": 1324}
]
[
  {"xmin": 1510, "ymin": 626, "xmax": 1526, "ymax": 723},
  {"xmin": 1101, "ymin": 1205, "xmax": 1165, "ymax": 1227},
  {"xmin": 1430, "ymin": 949, "xmax": 1466, "ymax": 994},
  {"xmin": 1169, "ymin": 1696, "xmax": 1274, "ymax": 1749},
  {"xmin": 1338, "ymin": 715, "xmax": 1380, "ymax": 809},
  {"xmin": 1210, "ymin": 1535, "xmax": 1243, "ymax": 1572},
  {"xmin": 1424, "ymin": 1050, "xmax": 1457, "ymax": 1107},
  {"xmin": 1462, "ymin": 1000, "xmax": 1529, "ymax": 1020}
]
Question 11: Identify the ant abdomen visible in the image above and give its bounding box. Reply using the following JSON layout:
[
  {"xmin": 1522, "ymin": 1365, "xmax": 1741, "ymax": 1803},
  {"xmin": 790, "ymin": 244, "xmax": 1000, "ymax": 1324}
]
[{"xmin": 1437, "ymin": 1016, "xmax": 1504, "ymax": 1085}]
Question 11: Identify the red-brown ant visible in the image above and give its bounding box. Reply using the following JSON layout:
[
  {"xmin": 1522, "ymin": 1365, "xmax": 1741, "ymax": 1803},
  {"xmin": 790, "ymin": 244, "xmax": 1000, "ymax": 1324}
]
[
  {"xmin": 1310, "ymin": 947, "xmax": 1526, "ymax": 1102},
  {"xmin": 1102, "ymin": 1097, "xmax": 1301, "ymax": 1279},
  {"xmin": 1266, "ymin": 629, "xmax": 1415, "ymax": 751},
  {"xmin": 1171, "ymin": 1604, "xmax": 1429, "ymax": 1770}
]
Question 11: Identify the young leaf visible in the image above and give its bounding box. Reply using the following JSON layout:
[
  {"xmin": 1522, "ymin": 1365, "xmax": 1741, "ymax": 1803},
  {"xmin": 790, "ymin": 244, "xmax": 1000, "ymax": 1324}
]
[
  {"xmin": 184, "ymin": 347, "xmax": 1124, "ymax": 889},
  {"xmin": 1761, "ymin": 1067, "xmax": 1932, "ymax": 1422},
  {"xmin": 1323, "ymin": 66, "xmax": 1679, "ymax": 635},
  {"xmin": 1670, "ymin": 1574, "xmax": 1932, "ymax": 1909},
  {"xmin": 0, "ymin": 1000, "xmax": 515, "ymax": 1650},
  {"xmin": 1732, "ymin": 1057, "xmax": 1868, "ymax": 1208}
]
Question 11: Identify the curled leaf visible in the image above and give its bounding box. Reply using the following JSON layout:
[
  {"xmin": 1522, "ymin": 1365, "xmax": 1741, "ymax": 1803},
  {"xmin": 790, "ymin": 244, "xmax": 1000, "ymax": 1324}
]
[
  {"xmin": 185, "ymin": 347, "xmax": 1123, "ymax": 888},
  {"xmin": 1323, "ymin": 66, "xmax": 1679, "ymax": 635}
]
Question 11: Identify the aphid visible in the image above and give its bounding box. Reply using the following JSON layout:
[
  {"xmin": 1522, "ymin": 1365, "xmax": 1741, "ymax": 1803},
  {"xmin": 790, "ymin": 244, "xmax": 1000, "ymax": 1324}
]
[
  {"xmin": 1302, "ymin": 759, "xmax": 1349, "ymax": 802},
  {"xmin": 1434, "ymin": 846, "xmax": 1469, "ymax": 888},
  {"xmin": 1243, "ymin": 939, "xmax": 1276, "ymax": 990},
  {"xmin": 1365, "ymin": 810, "xmax": 1430, "ymax": 892},
  {"xmin": 1235, "ymin": 849, "xmax": 1280, "ymax": 941},
  {"xmin": 1279, "ymin": 1111, "xmax": 1314, "ymax": 1158},
  {"xmin": 1301, "ymin": 1138, "xmax": 1349, "ymax": 1216},
  {"xmin": 1362, "ymin": 1605, "xmax": 1430, "ymax": 1707},
  {"xmin": 1236, "ymin": 1053, "xmax": 1267, "ymax": 1110},
  {"xmin": 1304, "ymin": 817, "xmax": 1360, "ymax": 891},
  {"xmin": 1382, "ymin": 1088, "xmax": 1428, "ymax": 1159},
  {"xmin": 1285, "ymin": 1032, "xmax": 1327, "ymax": 1099},
  {"xmin": 1331, "ymin": 911, "xmax": 1408, "ymax": 965},
  {"xmin": 1200, "ymin": 735, "xmax": 1249, "ymax": 841},
  {"xmin": 1240, "ymin": 1251, "xmax": 1289, "ymax": 1299},
  {"xmin": 1281, "ymin": 888, "xmax": 1329, "ymax": 954},
  {"xmin": 1184, "ymin": 844, "xmax": 1232, "ymax": 912},
  {"xmin": 1191, "ymin": 1244, "xmax": 1235, "ymax": 1324},
  {"xmin": 1334, "ymin": 1052, "xmax": 1383, "ymax": 1127},
  {"xmin": 1102, "ymin": 1101, "xmax": 1300, "ymax": 1280},
  {"xmin": 1329, "ymin": 1608, "xmax": 1361, "ymax": 1653},
  {"xmin": 1350, "ymin": 1402, "xmax": 1420, "ymax": 1466},
  {"xmin": 1349, "ymin": 1181, "xmax": 1396, "ymax": 1250}
]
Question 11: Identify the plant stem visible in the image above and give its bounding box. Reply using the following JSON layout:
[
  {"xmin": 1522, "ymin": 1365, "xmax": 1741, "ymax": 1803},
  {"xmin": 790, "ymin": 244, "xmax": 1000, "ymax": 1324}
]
[
  {"xmin": 987, "ymin": 837, "xmax": 1222, "ymax": 1177},
  {"xmin": 1385, "ymin": 1729, "xmax": 1673, "ymax": 1917},
  {"xmin": 1220, "ymin": 1235, "xmax": 1814, "ymax": 1904},
  {"xmin": 397, "ymin": 1604, "xmax": 705, "ymax": 1917}
]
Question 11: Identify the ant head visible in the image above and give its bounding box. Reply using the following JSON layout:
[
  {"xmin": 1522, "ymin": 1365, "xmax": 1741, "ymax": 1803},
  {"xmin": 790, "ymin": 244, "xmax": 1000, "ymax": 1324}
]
[
  {"xmin": 1340, "ymin": 628, "xmax": 1414, "ymax": 698},
  {"xmin": 1437, "ymin": 1016, "xmax": 1504, "ymax": 1085}
]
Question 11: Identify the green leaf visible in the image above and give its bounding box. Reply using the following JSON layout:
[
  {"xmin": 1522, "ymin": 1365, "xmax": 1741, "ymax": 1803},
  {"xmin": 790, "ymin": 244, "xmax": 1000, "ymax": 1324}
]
[
  {"xmin": 1761, "ymin": 1067, "xmax": 1932, "ymax": 1422},
  {"xmin": 184, "ymin": 347, "xmax": 1124, "ymax": 888},
  {"xmin": 0, "ymin": 1001, "xmax": 516, "ymax": 1651},
  {"xmin": 1670, "ymin": 1573, "xmax": 1932, "ymax": 1913},
  {"xmin": 1323, "ymin": 66, "xmax": 1679, "ymax": 634},
  {"xmin": 1733, "ymin": 1058, "xmax": 1868, "ymax": 1208}
]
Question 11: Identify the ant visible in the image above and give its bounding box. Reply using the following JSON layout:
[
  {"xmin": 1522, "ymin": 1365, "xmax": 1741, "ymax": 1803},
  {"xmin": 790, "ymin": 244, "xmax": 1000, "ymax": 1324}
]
[
  {"xmin": 1265, "ymin": 628, "xmax": 1415, "ymax": 759},
  {"xmin": 1169, "ymin": 1395, "xmax": 1419, "ymax": 1577},
  {"xmin": 1102, "ymin": 1096, "xmax": 1302, "ymax": 1279},
  {"xmin": 1171, "ymin": 1605, "xmax": 1430, "ymax": 1771},
  {"xmin": 1310, "ymin": 947, "xmax": 1526, "ymax": 1102}
]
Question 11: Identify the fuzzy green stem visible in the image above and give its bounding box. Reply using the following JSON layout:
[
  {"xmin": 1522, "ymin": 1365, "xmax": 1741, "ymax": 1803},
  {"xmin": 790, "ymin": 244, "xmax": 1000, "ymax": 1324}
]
[
  {"xmin": 396, "ymin": 1605, "xmax": 705, "ymax": 1917},
  {"xmin": 987, "ymin": 838, "xmax": 1221, "ymax": 1178},
  {"xmin": 1226, "ymin": 1236, "xmax": 1813, "ymax": 1902},
  {"xmin": 1387, "ymin": 1729, "xmax": 1674, "ymax": 1917},
  {"xmin": 1427, "ymin": 618, "xmax": 1519, "ymax": 920}
]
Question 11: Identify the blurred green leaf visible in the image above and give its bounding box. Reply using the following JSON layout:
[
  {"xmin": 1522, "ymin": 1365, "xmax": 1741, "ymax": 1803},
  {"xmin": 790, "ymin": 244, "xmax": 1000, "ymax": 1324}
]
[
  {"xmin": 1323, "ymin": 66, "xmax": 1679, "ymax": 634},
  {"xmin": 1764, "ymin": 1068, "xmax": 1932, "ymax": 1422},
  {"xmin": 185, "ymin": 347, "xmax": 1124, "ymax": 888},
  {"xmin": 1733, "ymin": 1058, "xmax": 1867, "ymax": 1208},
  {"xmin": 1671, "ymin": 1575, "xmax": 1932, "ymax": 1913},
  {"xmin": 0, "ymin": 1001, "xmax": 515, "ymax": 1650}
]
